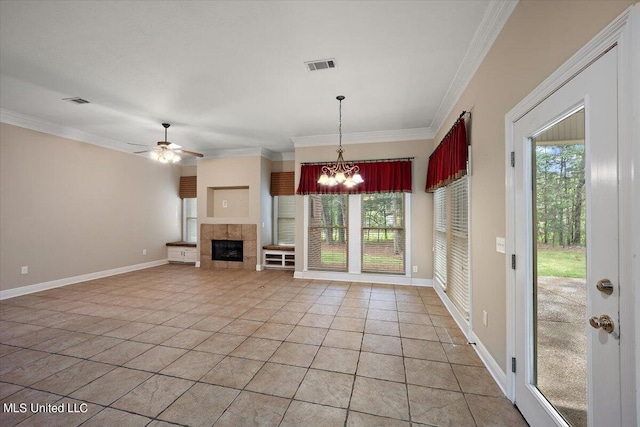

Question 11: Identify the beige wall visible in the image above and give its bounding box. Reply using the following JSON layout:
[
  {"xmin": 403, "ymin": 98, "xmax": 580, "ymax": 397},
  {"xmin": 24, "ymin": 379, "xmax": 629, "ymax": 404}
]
[
  {"xmin": 181, "ymin": 165, "xmax": 197, "ymax": 176},
  {"xmin": 434, "ymin": 0, "xmax": 634, "ymax": 372},
  {"xmin": 294, "ymin": 139, "xmax": 434, "ymax": 279},
  {"xmin": 272, "ymin": 159, "xmax": 294, "ymax": 173},
  {"xmin": 0, "ymin": 123, "xmax": 182, "ymax": 292}
]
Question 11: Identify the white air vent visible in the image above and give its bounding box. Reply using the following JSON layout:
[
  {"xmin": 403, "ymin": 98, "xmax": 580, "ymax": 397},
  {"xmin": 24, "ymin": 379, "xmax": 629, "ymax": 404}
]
[
  {"xmin": 305, "ymin": 58, "xmax": 336, "ymax": 71},
  {"xmin": 63, "ymin": 97, "xmax": 90, "ymax": 104}
]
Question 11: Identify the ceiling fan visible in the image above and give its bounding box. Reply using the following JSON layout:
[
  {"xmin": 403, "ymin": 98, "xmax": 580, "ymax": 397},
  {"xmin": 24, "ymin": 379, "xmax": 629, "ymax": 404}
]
[{"xmin": 130, "ymin": 123, "xmax": 203, "ymax": 163}]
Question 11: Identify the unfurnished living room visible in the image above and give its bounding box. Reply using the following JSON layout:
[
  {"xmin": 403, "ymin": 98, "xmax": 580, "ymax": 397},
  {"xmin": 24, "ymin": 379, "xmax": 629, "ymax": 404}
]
[{"xmin": 1, "ymin": 1, "xmax": 638, "ymax": 427}]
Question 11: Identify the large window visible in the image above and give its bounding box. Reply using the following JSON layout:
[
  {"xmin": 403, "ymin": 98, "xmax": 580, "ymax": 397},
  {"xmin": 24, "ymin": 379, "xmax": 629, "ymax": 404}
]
[
  {"xmin": 361, "ymin": 193, "xmax": 405, "ymax": 274},
  {"xmin": 274, "ymin": 195, "xmax": 295, "ymax": 245},
  {"xmin": 183, "ymin": 198, "xmax": 197, "ymax": 243},
  {"xmin": 308, "ymin": 194, "xmax": 348, "ymax": 271},
  {"xmin": 307, "ymin": 193, "xmax": 408, "ymax": 275},
  {"xmin": 433, "ymin": 176, "xmax": 469, "ymax": 318}
]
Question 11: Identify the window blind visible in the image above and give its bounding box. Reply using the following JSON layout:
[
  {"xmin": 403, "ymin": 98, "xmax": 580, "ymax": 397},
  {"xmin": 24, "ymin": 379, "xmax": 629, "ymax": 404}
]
[
  {"xmin": 308, "ymin": 194, "xmax": 348, "ymax": 271},
  {"xmin": 179, "ymin": 176, "xmax": 197, "ymax": 198},
  {"xmin": 361, "ymin": 193, "xmax": 405, "ymax": 274},
  {"xmin": 434, "ymin": 187, "xmax": 447, "ymax": 288},
  {"xmin": 447, "ymin": 176, "xmax": 469, "ymax": 318},
  {"xmin": 271, "ymin": 172, "xmax": 295, "ymax": 196},
  {"xmin": 276, "ymin": 196, "xmax": 295, "ymax": 245}
]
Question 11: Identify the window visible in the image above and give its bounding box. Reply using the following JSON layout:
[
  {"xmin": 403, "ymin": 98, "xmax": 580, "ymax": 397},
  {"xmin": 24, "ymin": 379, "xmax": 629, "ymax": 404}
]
[
  {"xmin": 183, "ymin": 198, "xmax": 197, "ymax": 243},
  {"xmin": 308, "ymin": 194, "xmax": 348, "ymax": 271},
  {"xmin": 361, "ymin": 193, "xmax": 405, "ymax": 274},
  {"xmin": 433, "ymin": 176, "xmax": 469, "ymax": 318},
  {"xmin": 274, "ymin": 195, "xmax": 295, "ymax": 245}
]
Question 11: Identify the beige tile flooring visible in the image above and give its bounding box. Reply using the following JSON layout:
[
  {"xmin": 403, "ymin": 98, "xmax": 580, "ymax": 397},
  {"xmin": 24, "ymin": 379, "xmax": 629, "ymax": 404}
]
[{"xmin": 0, "ymin": 265, "xmax": 527, "ymax": 426}]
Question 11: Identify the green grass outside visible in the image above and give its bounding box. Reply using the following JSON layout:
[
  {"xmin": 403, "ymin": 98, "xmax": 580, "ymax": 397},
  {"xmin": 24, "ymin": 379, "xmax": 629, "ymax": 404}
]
[
  {"xmin": 537, "ymin": 249, "xmax": 585, "ymax": 278},
  {"xmin": 320, "ymin": 252, "xmax": 403, "ymax": 266}
]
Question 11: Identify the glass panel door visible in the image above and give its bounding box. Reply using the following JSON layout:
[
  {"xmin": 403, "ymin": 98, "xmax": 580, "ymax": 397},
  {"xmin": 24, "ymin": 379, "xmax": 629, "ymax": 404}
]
[{"xmin": 532, "ymin": 108, "xmax": 587, "ymax": 426}]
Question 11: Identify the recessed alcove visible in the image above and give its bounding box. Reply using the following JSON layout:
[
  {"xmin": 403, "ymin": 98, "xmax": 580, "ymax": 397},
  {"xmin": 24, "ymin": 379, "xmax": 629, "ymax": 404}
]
[{"xmin": 206, "ymin": 186, "xmax": 250, "ymax": 218}]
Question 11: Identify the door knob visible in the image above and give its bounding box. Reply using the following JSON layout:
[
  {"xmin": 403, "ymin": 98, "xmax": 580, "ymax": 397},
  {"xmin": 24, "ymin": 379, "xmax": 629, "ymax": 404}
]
[
  {"xmin": 589, "ymin": 314, "xmax": 614, "ymax": 333},
  {"xmin": 596, "ymin": 279, "xmax": 614, "ymax": 295}
]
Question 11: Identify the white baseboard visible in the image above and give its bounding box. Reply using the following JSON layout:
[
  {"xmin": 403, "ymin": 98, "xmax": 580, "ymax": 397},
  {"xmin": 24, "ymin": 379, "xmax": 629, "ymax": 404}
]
[
  {"xmin": 256, "ymin": 264, "xmax": 263, "ymax": 271},
  {"xmin": 432, "ymin": 280, "xmax": 508, "ymax": 397},
  {"xmin": 470, "ymin": 331, "xmax": 508, "ymax": 396},
  {"xmin": 293, "ymin": 270, "xmax": 432, "ymax": 287},
  {"xmin": 0, "ymin": 259, "xmax": 169, "ymax": 300}
]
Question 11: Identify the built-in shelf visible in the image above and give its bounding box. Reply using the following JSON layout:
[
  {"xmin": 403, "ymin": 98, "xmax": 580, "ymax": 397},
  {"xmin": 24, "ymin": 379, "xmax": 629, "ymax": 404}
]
[{"xmin": 263, "ymin": 250, "xmax": 295, "ymax": 270}]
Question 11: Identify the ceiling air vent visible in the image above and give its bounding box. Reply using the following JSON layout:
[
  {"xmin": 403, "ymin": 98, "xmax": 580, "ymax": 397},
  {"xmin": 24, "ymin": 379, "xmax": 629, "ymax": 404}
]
[
  {"xmin": 305, "ymin": 58, "xmax": 336, "ymax": 72},
  {"xmin": 63, "ymin": 97, "xmax": 90, "ymax": 105}
]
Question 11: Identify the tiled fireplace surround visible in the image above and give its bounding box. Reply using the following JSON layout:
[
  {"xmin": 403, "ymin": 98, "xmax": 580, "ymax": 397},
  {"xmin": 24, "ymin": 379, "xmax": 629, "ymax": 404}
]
[{"xmin": 200, "ymin": 224, "xmax": 257, "ymax": 270}]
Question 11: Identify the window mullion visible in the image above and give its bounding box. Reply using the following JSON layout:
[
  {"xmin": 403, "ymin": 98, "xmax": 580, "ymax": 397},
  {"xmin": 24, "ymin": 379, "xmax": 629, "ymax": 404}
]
[{"xmin": 348, "ymin": 194, "xmax": 361, "ymax": 274}]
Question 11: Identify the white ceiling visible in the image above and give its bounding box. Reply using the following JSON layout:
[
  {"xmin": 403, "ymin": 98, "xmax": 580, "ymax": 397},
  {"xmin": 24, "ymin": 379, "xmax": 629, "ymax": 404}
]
[{"xmin": 0, "ymin": 0, "xmax": 514, "ymax": 160}]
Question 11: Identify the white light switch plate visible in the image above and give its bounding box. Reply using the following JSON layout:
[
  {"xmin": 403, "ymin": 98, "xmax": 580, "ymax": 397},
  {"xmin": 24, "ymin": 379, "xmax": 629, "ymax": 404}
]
[{"xmin": 496, "ymin": 237, "xmax": 506, "ymax": 254}]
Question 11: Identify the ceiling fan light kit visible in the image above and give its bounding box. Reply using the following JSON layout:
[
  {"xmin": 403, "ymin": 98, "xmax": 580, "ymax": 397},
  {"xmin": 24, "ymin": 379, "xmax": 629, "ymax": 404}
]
[
  {"xmin": 317, "ymin": 96, "xmax": 363, "ymax": 188},
  {"xmin": 131, "ymin": 123, "xmax": 203, "ymax": 163}
]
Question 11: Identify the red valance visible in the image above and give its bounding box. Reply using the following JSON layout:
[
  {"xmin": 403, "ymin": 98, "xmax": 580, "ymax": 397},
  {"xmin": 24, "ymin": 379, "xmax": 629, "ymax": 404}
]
[
  {"xmin": 297, "ymin": 159, "xmax": 412, "ymax": 195},
  {"xmin": 426, "ymin": 117, "xmax": 468, "ymax": 192}
]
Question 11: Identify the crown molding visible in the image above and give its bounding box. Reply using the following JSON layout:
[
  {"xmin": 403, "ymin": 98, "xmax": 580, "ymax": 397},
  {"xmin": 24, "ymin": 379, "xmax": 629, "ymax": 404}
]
[
  {"xmin": 291, "ymin": 127, "xmax": 434, "ymax": 148},
  {"xmin": 429, "ymin": 0, "xmax": 518, "ymax": 135},
  {"xmin": 271, "ymin": 151, "xmax": 295, "ymax": 161},
  {"xmin": 0, "ymin": 108, "xmax": 133, "ymax": 154},
  {"xmin": 201, "ymin": 147, "xmax": 276, "ymax": 160}
]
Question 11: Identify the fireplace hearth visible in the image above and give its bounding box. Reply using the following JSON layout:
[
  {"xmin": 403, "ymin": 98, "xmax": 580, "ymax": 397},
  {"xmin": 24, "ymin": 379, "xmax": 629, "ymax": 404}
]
[{"xmin": 212, "ymin": 239, "xmax": 243, "ymax": 262}]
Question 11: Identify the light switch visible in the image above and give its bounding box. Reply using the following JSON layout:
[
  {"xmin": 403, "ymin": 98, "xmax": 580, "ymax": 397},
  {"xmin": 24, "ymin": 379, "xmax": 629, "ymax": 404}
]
[
  {"xmin": 222, "ymin": 200, "xmax": 228, "ymax": 208},
  {"xmin": 496, "ymin": 237, "xmax": 506, "ymax": 254}
]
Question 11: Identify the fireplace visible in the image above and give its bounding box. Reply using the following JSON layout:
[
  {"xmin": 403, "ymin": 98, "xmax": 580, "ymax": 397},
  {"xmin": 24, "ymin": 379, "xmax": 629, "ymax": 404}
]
[
  {"xmin": 212, "ymin": 240, "xmax": 243, "ymax": 262},
  {"xmin": 201, "ymin": 224, "xmax": 256, "ymax": 270}
]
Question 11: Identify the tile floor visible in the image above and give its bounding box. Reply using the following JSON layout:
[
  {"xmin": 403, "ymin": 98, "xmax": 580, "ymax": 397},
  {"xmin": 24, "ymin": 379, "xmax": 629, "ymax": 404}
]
[{"xmin": 0, "ymin": 265, "xmax": 528, "ymax": 426}]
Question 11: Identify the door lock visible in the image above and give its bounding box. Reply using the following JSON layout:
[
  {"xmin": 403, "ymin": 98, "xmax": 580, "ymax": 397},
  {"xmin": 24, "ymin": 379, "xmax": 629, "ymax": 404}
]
[
  {"xmin": 589, "ymin": 314, "xmax": 614, "ymax": 333},
  {"xmin": 596, "ymin": 278, "xmax": 614, "ymax": 295}
]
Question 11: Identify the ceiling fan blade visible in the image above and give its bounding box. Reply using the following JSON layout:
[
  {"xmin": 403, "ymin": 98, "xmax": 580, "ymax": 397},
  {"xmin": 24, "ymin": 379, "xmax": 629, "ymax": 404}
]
[
  {"xmin": 128, "ymin": 142, "xmax": 153, "ymax": 147},
  {"xmin": 133, "ymin": 150, "xmax": 152, "ymax": 154},
  {"xmin": 175, "ymin": 149, "xmax": 204, "ymax": 158}
]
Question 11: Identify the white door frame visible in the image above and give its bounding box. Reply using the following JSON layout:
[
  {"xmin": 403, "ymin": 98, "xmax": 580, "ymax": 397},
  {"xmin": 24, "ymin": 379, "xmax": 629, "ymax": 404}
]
[{"xmin": 505, "ymin": 5, "xmax": 639, "ymax": 426}]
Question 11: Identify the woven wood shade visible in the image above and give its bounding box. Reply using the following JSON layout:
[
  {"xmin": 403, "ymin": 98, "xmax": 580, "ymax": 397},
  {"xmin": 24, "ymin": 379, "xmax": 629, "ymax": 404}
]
[
  {"xmin": 179, "ymin": 176, "xmax": 197, "ymax": 198},
  {"xmin": 271, "ymin": 172, "xmax": 294, "ymax": 196}
]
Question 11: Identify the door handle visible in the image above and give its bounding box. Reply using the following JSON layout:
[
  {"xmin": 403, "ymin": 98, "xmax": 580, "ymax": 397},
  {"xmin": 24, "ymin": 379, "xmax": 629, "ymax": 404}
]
[
  {"xmin": 589, "ymin": 314, "xmax": 614, "ymax": 333},
  {"xmin": 596, "ymin": 278, "xmax": 613, "ymax": 295}
]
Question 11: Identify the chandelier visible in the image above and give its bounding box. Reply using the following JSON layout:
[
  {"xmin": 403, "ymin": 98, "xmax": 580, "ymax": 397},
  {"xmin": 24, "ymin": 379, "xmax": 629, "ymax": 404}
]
[{"xmin": 317, "ymin": 95, "xmax": 364, "ymax": 188}]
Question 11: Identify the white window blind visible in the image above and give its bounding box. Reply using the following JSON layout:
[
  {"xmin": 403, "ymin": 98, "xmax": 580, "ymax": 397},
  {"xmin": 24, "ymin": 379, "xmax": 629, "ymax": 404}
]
[
  {"xmin": 434, "ymin": 188, "xmax": 447, "ymax": 287},
  {"xmin": 361, "ymin": 193, "xmax": 405, "ymax": 274},
  {"xmin": 308, "ymin": 194, "xmax": 348, "ymax": 271},
  {"xmin": 275, "ymin": 196, "xmax": 295, "ymax": 245},
  {"xmin": 448, "ymin": 176, "xmax": 469, "ymax": 317},
  {"xmin": 184, "ymin": 198, "xmax": 197, "ymax": 243}
]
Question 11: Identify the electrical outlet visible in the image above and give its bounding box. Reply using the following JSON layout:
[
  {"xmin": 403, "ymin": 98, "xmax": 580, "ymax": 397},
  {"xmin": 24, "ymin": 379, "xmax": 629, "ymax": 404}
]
[
  {"xmin": 21, "ymin": 266, "xmax": 28, "ymax": 275},
  {"xmin": 143, "ymin": 249, "xmax": 147, "ymax": 255},
  {"xmin": 412, "ymin": 266, "xmax": 418, "ymax": 273},
  {"xmin": 482, "ymin": 310, "xmax": 488, "ymax": 327},
  {"xmin": 496, "ymin": 237, "xmax": 506, "ymax": 254}
]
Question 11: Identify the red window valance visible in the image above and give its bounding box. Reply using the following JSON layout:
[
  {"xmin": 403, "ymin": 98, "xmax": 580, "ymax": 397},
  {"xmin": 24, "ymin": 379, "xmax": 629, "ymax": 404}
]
[
  {"xmin": 426, "ymin": 117, "xmax": 468, "ymax": 192},
  {"xmin": 297, "ymin": 159, "xmax": 412, "ymax": 195}
]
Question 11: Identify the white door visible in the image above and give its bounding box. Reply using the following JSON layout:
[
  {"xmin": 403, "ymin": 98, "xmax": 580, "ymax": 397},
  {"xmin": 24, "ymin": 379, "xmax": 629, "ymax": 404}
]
[{"xmin": 513, "ymin": 47, "xmax": 620, "ymax": 427}]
